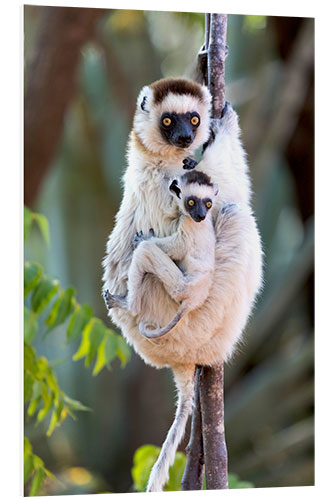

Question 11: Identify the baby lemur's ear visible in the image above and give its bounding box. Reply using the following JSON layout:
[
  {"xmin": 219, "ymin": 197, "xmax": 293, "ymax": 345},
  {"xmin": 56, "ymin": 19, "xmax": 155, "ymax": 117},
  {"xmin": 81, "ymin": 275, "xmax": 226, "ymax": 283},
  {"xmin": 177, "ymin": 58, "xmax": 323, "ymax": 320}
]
[
  {"xmin": 213, "ymin": 183, "xmax": 219, "ymax": 197},
  {"xmin": 169, "ymin": 179, "xmax": 182, "ymax": 199}
]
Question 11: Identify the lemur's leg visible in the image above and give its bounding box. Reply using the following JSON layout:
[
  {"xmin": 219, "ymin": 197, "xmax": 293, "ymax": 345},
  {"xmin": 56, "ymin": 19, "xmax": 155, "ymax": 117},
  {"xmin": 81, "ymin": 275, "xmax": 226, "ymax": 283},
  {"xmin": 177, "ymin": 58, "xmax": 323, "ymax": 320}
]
[{"xmin": 127, "ymin": 241, "xmax": 188, "ymax": 316}]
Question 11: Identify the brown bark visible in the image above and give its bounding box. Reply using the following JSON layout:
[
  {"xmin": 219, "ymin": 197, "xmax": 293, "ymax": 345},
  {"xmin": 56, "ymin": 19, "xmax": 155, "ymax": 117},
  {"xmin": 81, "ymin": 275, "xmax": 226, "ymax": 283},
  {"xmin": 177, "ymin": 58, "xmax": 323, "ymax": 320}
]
[
  {"xmin": 181, "ymin": 367, "xmax": 205, "ymax": 490},
  {"xmin": 182, "ymin": 13, "xmax": 229, "ymax": 491},
  {"xmin": 199, "ymin": 13, "xmax": 229, "ymax": 490},
  {"xmin": 200, "ymin": 364, "xmax": 228, "ymax": 489},
  {"xmin": 24, "ymin": 6, "xmax": 104, "ymax": 206},
  {"xmin": 207, "ymin": 14, "xmax": 228, "ymax": 117}
]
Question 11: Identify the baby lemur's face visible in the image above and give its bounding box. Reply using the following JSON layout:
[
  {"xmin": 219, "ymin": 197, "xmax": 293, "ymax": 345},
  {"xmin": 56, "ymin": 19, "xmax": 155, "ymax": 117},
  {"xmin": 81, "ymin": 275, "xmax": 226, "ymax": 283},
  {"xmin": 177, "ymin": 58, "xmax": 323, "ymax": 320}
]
[{"xmin": 169, "ymin": 171, "xmax": 219, "ymax": 223}]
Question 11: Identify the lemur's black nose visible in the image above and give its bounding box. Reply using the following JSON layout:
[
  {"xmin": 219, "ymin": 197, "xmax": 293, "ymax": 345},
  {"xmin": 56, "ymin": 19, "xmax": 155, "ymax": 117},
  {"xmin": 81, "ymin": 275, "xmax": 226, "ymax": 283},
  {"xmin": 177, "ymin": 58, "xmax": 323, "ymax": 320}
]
[
  {"xmin": 194, "ymin": 214, "xmax": 205, "ymax": 222},
  {"xmin": 177, "ymin": 135, "xmax": 192, "ymax": 146}
]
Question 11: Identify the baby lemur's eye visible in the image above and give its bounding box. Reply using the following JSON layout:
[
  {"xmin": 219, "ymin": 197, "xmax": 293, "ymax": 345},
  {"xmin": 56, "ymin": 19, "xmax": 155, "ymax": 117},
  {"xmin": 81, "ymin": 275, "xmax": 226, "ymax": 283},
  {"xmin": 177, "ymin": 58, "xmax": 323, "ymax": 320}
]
[
  {"xmin": 187, "ymin": 199, "xmax": 195, "ymax": 207},
  {"xmin": 162, "ymin": 117, "xmax": 172, "ymax": 127},
  {"xmin": 206, "ymin": 201, "xmax": 212, "ymax": 209},
  {"xmin": 190, "ymin": 116, "xmax": 200, "ymax": 126}
]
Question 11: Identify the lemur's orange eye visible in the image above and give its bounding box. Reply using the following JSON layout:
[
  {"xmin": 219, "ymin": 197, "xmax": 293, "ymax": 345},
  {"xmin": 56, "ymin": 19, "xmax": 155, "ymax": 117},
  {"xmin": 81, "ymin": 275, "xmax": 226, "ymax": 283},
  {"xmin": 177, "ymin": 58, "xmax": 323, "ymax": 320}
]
[
  {"xmin": 188, "ymin": 199, "xmax": 195, "ymax": 207},
  {"xmin": 191, "ymin": 116, "xmax": 200, "ymax": 126},
  {"xmin": 206, "ymin": 201, "xmax": 212, "ymax": 209},
  {"xmin": 162, "ymin": 117, "xmax": 172, "ymax": 127}
]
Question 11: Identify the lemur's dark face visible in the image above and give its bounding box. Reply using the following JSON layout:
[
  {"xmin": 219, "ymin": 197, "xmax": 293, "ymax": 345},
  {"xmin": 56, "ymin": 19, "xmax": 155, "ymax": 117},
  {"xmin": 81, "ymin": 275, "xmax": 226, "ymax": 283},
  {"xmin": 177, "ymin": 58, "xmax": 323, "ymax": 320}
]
[
  {"xmin": 184, "ymin": 196, "xmax": 213, "ymax": 222},
  {"xmin": 159, "ymin": 112, "xmax": 201, "ymax": 149},
  {"xmin": 169, "ymin": 172, "xmax": 217, "ymax": 222}
]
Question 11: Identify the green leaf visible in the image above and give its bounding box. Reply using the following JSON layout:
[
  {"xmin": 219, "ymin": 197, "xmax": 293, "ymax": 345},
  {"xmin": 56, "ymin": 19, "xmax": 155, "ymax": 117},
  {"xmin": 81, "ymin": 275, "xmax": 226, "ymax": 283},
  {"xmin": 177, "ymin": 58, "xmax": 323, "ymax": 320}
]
[
  {"xmin": 24, "ymin": 372, "xmax": 34, "ymax": 402},
  {"xmin": 45, "ymin": 287, "xmax": 75, "ymax": 332},
  {"xmin": 104, "ymin": 330, "xmax": 119, "ymax": 365},
  {"xmin": 85, "ymin": 319, "xmax": 105, "ymax": 367},
  {"xmin": 131, "ymin": 445, "xmax": 160, "ymax": 492},
  {"xmin": 165, "ymin": 452, "xmax": 186, "ymax": 491},
  {"xmin": 24, "ymin": 206, "xmax": 33, "ymax": 242},
  {"xmin": 27, "ymin": 381, "xmax": 43, "ymax": 416},
  {"xmin": 93, "ymin": 338, "xmax": 107, "ymax": 376},
  {"xmin": 24, "ymin": 437, "xmax": 32, "ymax": 460},
  {"xmin": 63, "ymin": 394, "xmax": 91, "ymax": 412},
  {"xmin": 67, "ymin": 304, "xmax": 93, "ymax": 342},
  {"xmin": 31, "ymin": 276, "xmax": 59, "ymax": 315},
  {"xmin": 228, "ymin": 473, "xmax": 254, "ymax": 489},
  {"xmin": 36, "ymin": 383, "xmax": 53, "ymax": 423},
  {"xmin": 35, "ymin": 357, "xmax": 50, "ymax": 380},
  {"xmin": 24, "ymin": 344, "xmax": 36, "ymax": 375},
  {"xmin": 72, "ymin": 319, "xmax": 93, "ymax": 361},
  {"xmin": 46, "ymin": 401, "xmax": 64, "ymax": 436},
  {"xmin": 117, "ymin": 335, "xmax": 131, "ymax": 367},
  {"xmin": 24, "ymin": 453, "xmax": 34, "ymax": 484},
  {"xmin": 24, "ymin": 262, "xmax": 43, "ymax": 297},
  {"xmin": 33, "ymin": 213, "xmax": 50, "ymax": 246},
  {"xmin": 29, "ymin": 467, "xmax": 46, "ymax": 496},
  {"xmin": 24, "ymin": 307, "xmax": 38, "ymax": 344}
]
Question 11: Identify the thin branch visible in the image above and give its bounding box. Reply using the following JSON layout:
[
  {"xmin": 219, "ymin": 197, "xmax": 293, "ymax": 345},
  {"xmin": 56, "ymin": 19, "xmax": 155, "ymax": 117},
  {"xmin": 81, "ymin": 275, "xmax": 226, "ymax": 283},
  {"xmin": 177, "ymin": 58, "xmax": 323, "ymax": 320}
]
[
  {"xmin": 199, "ymin": 13, "xmax": 229, "ymax": 490},
  {"xmin": 181, "ymin": 367, "xmax": 205, "ymax": 490},
  {"xmin": 207, "ymin": 13, "xmax": 228, "ymax": 117},
  {"xmin": 183, "ymin": 12, "xmax": 229, "ymax": 491}
]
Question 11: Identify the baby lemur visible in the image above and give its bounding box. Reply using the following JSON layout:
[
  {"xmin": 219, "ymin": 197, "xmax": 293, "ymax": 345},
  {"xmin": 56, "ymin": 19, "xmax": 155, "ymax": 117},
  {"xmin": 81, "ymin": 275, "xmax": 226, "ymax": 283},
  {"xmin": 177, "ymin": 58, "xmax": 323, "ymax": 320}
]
[{"xmin": 104, "ymin": 170, "xmax": 219, "ymax": 339}]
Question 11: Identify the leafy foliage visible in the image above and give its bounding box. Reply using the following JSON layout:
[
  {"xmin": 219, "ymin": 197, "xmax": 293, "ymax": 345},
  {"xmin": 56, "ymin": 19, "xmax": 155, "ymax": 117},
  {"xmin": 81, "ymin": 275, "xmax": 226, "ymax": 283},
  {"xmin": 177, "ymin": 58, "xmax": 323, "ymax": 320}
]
[
  {"xmin": 24, "ymin": 205, "xmax": 50, "ymax": 245},
  {"xmin": 24, "ymin": 207, "xmax": 131, "ymax": 495},
  {"xmin": 131, "ymin": 444, "xmax": 254, "ymax": 491},
  {"xmin": 24, "ymin": 437, "xmax": 58, "ymax": 497}
]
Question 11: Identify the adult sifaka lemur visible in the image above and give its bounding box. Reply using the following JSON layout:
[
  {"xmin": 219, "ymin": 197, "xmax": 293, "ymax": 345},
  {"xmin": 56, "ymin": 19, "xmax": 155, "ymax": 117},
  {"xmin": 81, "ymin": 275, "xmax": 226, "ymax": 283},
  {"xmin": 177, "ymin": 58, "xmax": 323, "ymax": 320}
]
[{"xmin": 102, "ymin": 78, "xmax": 263, "ymax": 491}]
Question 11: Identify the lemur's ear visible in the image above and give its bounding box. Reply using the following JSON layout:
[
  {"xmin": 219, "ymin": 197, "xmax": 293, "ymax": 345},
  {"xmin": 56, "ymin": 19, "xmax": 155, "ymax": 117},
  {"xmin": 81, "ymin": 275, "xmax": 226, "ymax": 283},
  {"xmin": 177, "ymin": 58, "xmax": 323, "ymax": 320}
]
[
  {"xmin": 213, "ymin": 183, "xmax": 219, "ymax": 197},
  {"xmin": 137, "ymin": 86, "xmax": 153, "ymax": 113},
  {"xmin": 169, "ymin": 179, "xmax": 181, "ymax": 199}
]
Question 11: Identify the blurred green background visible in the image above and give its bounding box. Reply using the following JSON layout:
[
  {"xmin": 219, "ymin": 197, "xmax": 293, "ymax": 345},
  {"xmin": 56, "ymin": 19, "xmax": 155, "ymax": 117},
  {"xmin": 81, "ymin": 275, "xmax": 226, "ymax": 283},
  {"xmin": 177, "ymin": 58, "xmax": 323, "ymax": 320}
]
[{"xmin": 24, "ymin": 6, "xmax": 314, "ymax": 495}]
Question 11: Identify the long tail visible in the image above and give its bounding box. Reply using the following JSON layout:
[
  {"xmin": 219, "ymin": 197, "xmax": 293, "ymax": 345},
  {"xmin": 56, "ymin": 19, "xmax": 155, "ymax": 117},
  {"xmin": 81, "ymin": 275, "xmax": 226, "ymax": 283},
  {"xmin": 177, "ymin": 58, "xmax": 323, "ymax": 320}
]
[
  {"xmin": 139, "ymin": 306, "xmax": 187, "ymax": 340},
  {"xmin": 146, "ymin": 367, "xmax": 195, "ymax": 492}
]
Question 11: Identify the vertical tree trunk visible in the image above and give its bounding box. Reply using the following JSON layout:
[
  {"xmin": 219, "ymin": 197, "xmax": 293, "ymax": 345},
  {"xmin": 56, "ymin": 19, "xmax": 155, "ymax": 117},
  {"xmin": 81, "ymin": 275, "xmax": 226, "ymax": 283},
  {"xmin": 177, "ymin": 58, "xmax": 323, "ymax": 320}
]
[
  {"xmin": 200, "ymin": 364, "xmax": 228, "ymax": 489},
  {"xmin": 182, "ymin": 12, "xmax": 229, "ymax": 491},
  {"xmin": 201, "ymin": 13, "xmax": 229, "ymax": 490},
  {"xmin": 24, "ymin": 6, "xmax": 104, "ymax": 206}
]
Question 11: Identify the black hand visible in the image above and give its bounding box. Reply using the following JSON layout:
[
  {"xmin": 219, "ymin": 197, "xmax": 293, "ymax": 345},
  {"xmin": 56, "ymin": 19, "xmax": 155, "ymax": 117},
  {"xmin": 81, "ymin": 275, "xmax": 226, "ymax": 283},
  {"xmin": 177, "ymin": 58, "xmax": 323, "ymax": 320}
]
[{"xmin": 183, "ymin": 157, "xmax": 198, "ymax": 170}]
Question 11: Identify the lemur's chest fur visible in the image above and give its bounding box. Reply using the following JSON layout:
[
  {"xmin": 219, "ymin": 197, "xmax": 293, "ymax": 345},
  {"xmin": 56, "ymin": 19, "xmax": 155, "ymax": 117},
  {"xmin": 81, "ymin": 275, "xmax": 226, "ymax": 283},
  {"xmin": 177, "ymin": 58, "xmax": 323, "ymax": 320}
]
[{"xmin": 128, "ymin": 158, "xmax": 184, "ymax": 237}]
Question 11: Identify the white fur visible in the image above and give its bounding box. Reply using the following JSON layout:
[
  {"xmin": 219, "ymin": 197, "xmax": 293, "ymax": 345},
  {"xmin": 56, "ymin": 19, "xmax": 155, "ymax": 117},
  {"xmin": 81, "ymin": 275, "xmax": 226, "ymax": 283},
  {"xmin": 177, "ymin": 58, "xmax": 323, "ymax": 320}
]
[
  {"xmin": 102, "ymin": 81, "xmax": 263, "ymax": 491},
  {"xmin": 114, "ymin": 178, "xmax": 218, "ymax": 337}
]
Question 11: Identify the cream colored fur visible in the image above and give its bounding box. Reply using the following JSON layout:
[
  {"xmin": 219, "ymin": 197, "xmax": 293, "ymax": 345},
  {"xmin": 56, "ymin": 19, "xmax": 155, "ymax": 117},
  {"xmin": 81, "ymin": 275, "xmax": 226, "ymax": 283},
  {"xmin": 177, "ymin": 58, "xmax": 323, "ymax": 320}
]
[
  {"xmin": 102, "ymin": 82, "xmax": 263, "ymax": 491},
  {"xmin": 110, "ymin": 177, "xmax": 218, "ymax": 338}
]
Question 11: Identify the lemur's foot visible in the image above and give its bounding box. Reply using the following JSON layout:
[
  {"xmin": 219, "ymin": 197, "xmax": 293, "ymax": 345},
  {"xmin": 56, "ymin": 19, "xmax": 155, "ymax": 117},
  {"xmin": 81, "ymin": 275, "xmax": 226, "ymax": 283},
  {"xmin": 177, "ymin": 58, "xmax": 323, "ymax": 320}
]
[
  {"xmin": 221, "ymin": 100, "xmax": 231, "ymax": 118},
  {"xmin": 183, "ymin": 157, "xmax": 198, "ymax": 170},
  {"xmin": 103, "ymin": 289, "xmax": 127, "ymax": 310},
  {"xmin": 208, "ymin": 101, "xmax": 237, "ymax": 141},
  {"xmin": 103, "ymin": 289, "xmax": 113, "ymax": 309},
  {"xmin": 133, "ymin": 228, "xmax": 155, "ymax": 248}
]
